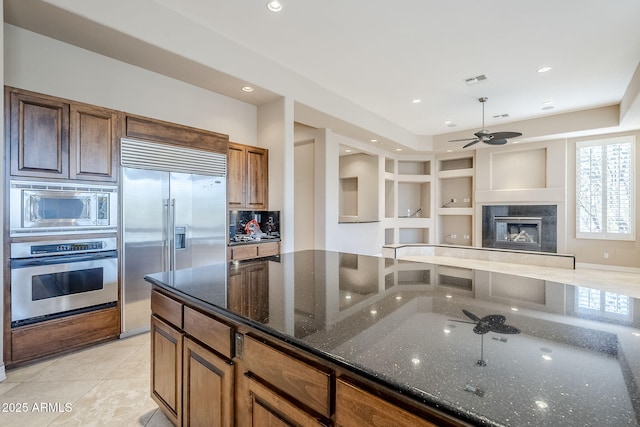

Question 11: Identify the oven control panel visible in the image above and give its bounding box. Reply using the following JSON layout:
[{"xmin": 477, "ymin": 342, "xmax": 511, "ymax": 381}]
[
  {"xmin": 32, "ymin": 241, "xmax": 105, "ymax": 255},
  {"xmin": 10, "ymin": 237, "xmax": 117, "ymax": 259}
]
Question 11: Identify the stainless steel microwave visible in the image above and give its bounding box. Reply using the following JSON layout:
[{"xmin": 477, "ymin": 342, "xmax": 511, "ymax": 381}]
[{"xmin": 10, "ymin": 180, "xmax": 118, "ymax": 236}]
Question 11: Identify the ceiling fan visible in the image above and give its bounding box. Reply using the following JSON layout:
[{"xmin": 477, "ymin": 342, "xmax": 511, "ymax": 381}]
[{"xmin": 449, "ymin": 97, "xmax": 522, "ymax": 148}]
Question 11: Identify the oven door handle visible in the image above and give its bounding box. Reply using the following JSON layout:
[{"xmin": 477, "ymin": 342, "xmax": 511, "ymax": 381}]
[{"xmin": 10, "ymin": 250, "xmax": 118, "ymax": 268}]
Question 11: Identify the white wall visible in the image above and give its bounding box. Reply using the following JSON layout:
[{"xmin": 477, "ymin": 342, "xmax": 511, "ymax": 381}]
[
  {"xmin": 4, "ymin": 24, "xmax": 257, "ymax": 144},
  {"xmin": 294, "ymin": 140, "xmax": 315, "ymax": 251}
]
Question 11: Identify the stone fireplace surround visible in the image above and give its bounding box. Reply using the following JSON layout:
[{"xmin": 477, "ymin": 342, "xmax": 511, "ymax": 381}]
[{"xmin": 482, "ymin": 205, "xmax": 558, "ymax": 253}]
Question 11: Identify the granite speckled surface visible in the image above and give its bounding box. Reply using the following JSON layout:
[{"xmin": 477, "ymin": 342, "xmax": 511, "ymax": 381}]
[{"xmin": 145, "ymin": 250, "xmax": 640, "ymax": 426}]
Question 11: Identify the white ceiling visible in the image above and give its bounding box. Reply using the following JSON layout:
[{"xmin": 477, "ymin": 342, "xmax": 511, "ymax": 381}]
[
  {"xmin": 5, "ymin": 0, "xmax": 640, "ymax": 149},
  {"xmin": 151, "ymin": 0, "xmax": 640, "ymax": 136}
]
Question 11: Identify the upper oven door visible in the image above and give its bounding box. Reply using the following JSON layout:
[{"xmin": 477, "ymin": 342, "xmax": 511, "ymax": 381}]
[{"xmin": 10, "ymin": 181, "xmax": 117, "ymax": 236}]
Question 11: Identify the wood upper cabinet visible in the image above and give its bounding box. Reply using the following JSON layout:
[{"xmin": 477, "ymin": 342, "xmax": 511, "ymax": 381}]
[
  {"xmin": 69, "ymin": 103, "xmax": 118, "ymax": 181},
  {"xmin": 183, "ymin": 337, "xmax": 234, "ymax": 427},
  {"xmin": 227, "ymin": 142, "xmax": 268, "ymax": 210},
  {"xmin": 7, "ymin": 87, "xmax": 118, "ymax": 182},
  {"xmin": 8, "ymin": 89, "xmax": 69, "ymax": 179}
]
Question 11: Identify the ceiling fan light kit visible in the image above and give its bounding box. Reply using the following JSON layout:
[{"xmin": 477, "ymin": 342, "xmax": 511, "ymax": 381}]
[{"xmin": 450, "ymin": 97, "xmax": 523, "ymax": 148}]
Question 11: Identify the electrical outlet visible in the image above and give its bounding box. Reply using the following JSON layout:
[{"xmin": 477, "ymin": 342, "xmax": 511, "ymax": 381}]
[
  {"xmin": 450, "ymin": 234, "xmax": 457, "ymax": 239},
  {"xmin": 463, "ymin": 235, "xmax": 470, "ymax": 240},
  {"xmin": 604, "ymin": 252, "xmax": 609, "ymax": 259},
  {"xmin": 451, "ymin": 198, "xmax": 457, "ymax": 203},
  {"xmin": 463, "ymin": 198, "xmax": 470, "ymax": 203}
]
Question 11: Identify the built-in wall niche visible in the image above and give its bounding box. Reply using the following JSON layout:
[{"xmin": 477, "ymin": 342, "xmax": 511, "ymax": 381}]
[
  {"xmin": 339, "ymin": 152, "xmax": 379, "ymax": 223},
  {"xmin": 436, "ymin": 266, "xmax": 473, "ymax": 291},
  {"xmin": 384, "ymin": 228, "xmax": 394, "ymax": 245},
  {"xmin": 439, "ymin": 156, "xmax": 473, "ymax": 171},
  {"xmin": 491, "ymin": 148, "xmax": 547, "ymax": 190},
  {"xmin": 398, "ymin": 160, "xmax": 431, "ymax": 175},
  {"xmin": 340, "ymin": 177, "xmax": 358, "ymax": 217},
  {"xmin": 439, "ymin": 215, "xmax": 472, "ymax": 246},
  {"xmin": 385, "ymin": 158, "xmax": 395, "ymax": 174},
  {"xmin": 439, "ymin": 176, "xmax": 472, "ymax": 208},
  {"xmin": 385, "ymin": 179, "xmax": 395, "ymax": 218},
  {"xmin": 398, "ymin": 181, "xmax": 431, "ymax": 218},
  {"xmin": 399, "ymin": 227, "xmax": 429, "ymax": 244}
]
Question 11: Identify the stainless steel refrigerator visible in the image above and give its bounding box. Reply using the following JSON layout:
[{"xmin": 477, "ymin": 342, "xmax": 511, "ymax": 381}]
[{"xmin": 120, "ymin": 138, "xmax": 227, "ymax": 337}]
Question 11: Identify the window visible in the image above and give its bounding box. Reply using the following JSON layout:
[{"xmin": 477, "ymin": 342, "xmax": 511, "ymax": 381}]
[
  {"xmin": 575, "ymin": 286, "xmax": 631, "ymax": 323},
  {"xmin": 576, "ymin": 136, "xmax": 635, "ymax": 240}
]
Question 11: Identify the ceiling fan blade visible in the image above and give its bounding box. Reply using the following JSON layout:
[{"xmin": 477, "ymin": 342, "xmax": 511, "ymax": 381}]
[
  {"xmin": 488, "ymin": 131, "xmax": 522, "ymax": 140},
  {"xmin": 462, "ymin": 139, "xmax": 479, "ymax": 148},
  {"xmin": 484, "ymin": 138, "xmax": 508, "ymax": 145},
  {"xmin": 490, "ymin": 324, "xmax": 521, "ymax": 334},
  {"xmin": 448, "ymin": 138, "xmax": 477, "ymax": 142},
  {"xmin": 462, "ymin": 309, "xmax": 481, "ymax": 322}
]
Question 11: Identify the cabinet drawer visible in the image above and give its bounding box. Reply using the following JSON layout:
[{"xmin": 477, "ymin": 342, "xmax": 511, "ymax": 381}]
[
  {"xmin": 151, "ymin": 290, "xmax": 183, "ymax": 328},
  {"xmin": 336, "ymin": 378, "xmax": 439, "ymax": 427},
  {"xmin": 229, "ymin": 245, "xmax": 258, "ymax": 260},
  {"xmin": 257, "ymin": 242, "xmax": 279, "ymax": 257},
  {"xmin": 243, "ymin": 335, "xmax": 331, "ymax": 417},
  {"xmin": 183, "ymin": 306, "xmax": 233, "ymax": 359}
]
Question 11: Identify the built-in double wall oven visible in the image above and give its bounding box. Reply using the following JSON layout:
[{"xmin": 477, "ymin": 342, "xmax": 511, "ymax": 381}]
[{"xmin": 8, "ymin": 180, "xmax": 119, "ymax": 327}]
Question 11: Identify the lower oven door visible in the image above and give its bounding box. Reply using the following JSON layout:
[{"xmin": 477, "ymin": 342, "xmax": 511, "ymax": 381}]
[{"xmin": 10, "ymin": 251, "xmax": 118, "ymax": 326}]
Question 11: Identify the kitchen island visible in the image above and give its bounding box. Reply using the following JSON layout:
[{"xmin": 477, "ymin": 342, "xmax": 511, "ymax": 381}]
[{"xmin": 145, "ymin": 250, "xmax": 640, "ymax": 426}]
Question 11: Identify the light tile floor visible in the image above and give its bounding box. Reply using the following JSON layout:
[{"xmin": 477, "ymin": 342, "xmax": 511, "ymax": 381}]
[{"xmin": 0, "ymin": 333, "xmax": 172, "ymax": 427}]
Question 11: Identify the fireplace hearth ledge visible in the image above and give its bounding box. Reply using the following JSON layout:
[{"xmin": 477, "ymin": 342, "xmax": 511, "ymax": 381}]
[{"xmin": 382, "ymin": 244, "xmax": 575, "ymax": 270}]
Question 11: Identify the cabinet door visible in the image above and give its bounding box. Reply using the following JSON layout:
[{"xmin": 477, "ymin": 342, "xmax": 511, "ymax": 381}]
[
  {"xmin": 183, "ymin": 338, "xmax": 234, "ymax": 427},
  {"xmin": 227, "ymin": 143, "xmax": 246, "ymax": 208},
  {"xmin": 245, "ymin": 263, "xmax": 269, "ymax": 323},
  {"xmin": 9, "ymin": 90, "xmax": 69, "ymax": 178},
  {"xmin": 151, "ymin": 315, "xmax": 183, "ymax": 426},
  {"xmin": 336, "ymin": 378, "xmax": 438, "ymax": 427},
  {"xmin": 247, "ymin": 375, "xmax": 328, "ymax": 427},
  {"xmin": 69, "ymin": 103, "xmax": 118, "ymax": 181},
  {"xmin": 245, "ymin": 146, "xmax": 268, "ymax": 209}
]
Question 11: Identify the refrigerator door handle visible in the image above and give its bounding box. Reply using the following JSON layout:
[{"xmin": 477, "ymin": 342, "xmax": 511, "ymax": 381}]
[
  {"xmin": 170, "ymin": 198, "xmax": 176, "ymax": 271},
  {"xmin": 163, "ymin": 199, "xmax": 170, "ymax": 271}
]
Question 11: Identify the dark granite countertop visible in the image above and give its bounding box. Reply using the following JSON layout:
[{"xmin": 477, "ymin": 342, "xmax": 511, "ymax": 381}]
[{"xmin": 145, "ymin": 250, "xmax": 640, "ymax": 426}]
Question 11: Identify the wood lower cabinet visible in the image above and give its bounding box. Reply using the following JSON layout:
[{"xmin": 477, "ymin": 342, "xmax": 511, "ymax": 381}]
[
  {"xmin": 228, "ymin": 261, "xmax": 269, "ymax": 323},
  {"xmin": 247, "ymin": 374, "xmax": 328, "ymax": 427},
  {"xmin": 336, "ymin": 378, "xmax": 438, "ymax": 427},
  {"xmin": 183, "ymin": 337, "xmax": 234, "ymax": 427},
  {"xmin": 151, "ymin": 315, "xmax": 184, "ymax": 426},
  {"xmin": 151, "ymin": 287, "xmax": 468, "ymax": 427},
  {"xmin": 227, "ymin": 142, "xmax": 268, "ymax": 210},
  {"xmin": 228, "ymin": 242, "xmax": 279, "ymax": 261}
]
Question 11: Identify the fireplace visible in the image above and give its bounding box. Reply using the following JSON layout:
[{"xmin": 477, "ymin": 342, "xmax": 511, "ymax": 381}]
[
  {"xmin": 493, "ymin": 216, "xmax": 542, "ymax": 251},
  {"xmin": 482, "ymin": 205, "xmax": 557, "ymax": 253}
]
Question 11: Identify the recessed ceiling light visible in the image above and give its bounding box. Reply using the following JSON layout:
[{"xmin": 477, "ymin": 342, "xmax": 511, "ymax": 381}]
[
  {"xmin": 395, "ymin": 148, "xmax": 403, "ymax": 152},
  {"xmin": 537, "ymin": 66, "xmax": 552, "ymax": 73},
  {"xmin": 370, "ymin": 139, "xmax": 378, "ymax": 143},
  {"xmin": 345, "ymin": 149, "xmax": 352, "ymax": 153},
  {"xmin": 412, "ymin": 358, "xmax": 420, "ymax": 365},
  {"xmin": 412, "ymin": 98, "xmax": 421, "ymax": 104},
  {"xmin": 443, "ymin": 329, "xmax": 451, "ymax": 334},
  {"xmin": 446, "ymin": 149, "xmax": 453, "ymax": 153},
  {"xmin": 542, "ymin": 355, "xmax": 553, "ymax": 361},
  {"xmin": 241, "ymin": 86, "xmax": 254, "ymax": 92},
  {"xmin": 395, "ymin": 296, "xmax": 402, "ymax": 300},
  {"xmin": 443, "ymin": 120, "xmax": 452, "ymax": 125},
  {"xmin": 345, "ymin": 295, "xmax": 352, "ymax": 300},
  {"xmin": 543, "ymin": 100, "xmax": 553, "ymax": 105},
  {"xmin": 511, "ymin": 307, "xmax": 519, "ymax": 311},
  {"xmin": 266, "ymin": 1, "xmax": 282, "ymax": 12},
  {"xmin": 370, "ymin": 309, "xmax": 378, "ymax": 315}
]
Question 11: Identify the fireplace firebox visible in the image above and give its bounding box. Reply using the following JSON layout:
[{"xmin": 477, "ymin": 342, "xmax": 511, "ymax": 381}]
[{"xmin": 494, "ymin": 217, "xmax": 542, "ymax": 251}]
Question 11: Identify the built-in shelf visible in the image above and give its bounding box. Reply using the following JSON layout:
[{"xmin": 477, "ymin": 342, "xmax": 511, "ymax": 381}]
[
  {"xmin": 439, "ymin": 156, "xmax": 473, "ymax": 172},
  {"xmin": 399, "ymin": 227, "xmax": 429, "ymax": 245},
  {"xmin": 398, "ymin": 160, "xmax": 431, "ymax": 175},
  {"xmin": 436, "ymin": 154, "xmax": 475, "ymax": 246}
]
